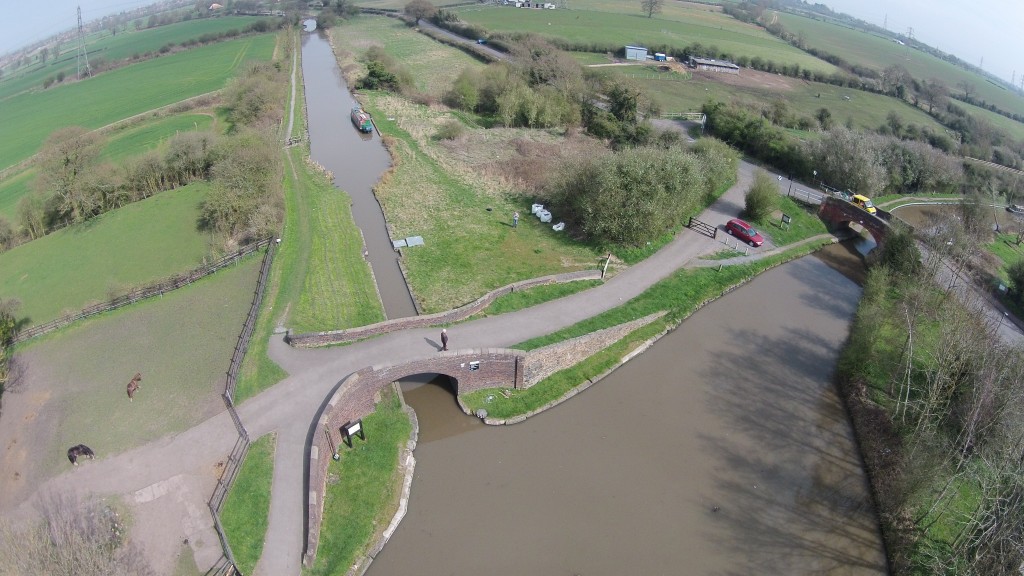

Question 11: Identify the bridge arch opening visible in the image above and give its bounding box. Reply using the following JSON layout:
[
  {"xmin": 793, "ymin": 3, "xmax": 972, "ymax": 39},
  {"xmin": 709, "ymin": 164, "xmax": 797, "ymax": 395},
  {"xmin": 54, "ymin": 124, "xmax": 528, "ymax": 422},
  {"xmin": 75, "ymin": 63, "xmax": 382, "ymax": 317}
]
[{"xmin": 398, "ymin": 373, "xmax": 482, "ymax": 442}]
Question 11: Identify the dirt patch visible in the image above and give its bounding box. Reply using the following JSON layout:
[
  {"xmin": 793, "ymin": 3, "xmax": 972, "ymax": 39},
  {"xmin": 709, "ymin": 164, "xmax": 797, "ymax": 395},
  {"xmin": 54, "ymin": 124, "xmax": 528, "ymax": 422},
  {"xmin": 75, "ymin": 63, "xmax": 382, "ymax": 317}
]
[{"xmin": 693, "ymin": 67, "xmax": 800, "ymax": 92}]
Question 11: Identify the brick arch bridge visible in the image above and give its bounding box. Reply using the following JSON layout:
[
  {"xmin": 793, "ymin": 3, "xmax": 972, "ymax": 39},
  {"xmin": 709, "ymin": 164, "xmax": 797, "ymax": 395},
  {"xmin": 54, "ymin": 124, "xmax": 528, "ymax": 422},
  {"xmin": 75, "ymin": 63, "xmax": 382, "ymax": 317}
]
[
  {"xmin": 818, "ymin": 196, "xmax": 893, "ymax": 247},
  {"xmin": 302, "ymin": 349, "xmax": 526, "ymax": 566}
]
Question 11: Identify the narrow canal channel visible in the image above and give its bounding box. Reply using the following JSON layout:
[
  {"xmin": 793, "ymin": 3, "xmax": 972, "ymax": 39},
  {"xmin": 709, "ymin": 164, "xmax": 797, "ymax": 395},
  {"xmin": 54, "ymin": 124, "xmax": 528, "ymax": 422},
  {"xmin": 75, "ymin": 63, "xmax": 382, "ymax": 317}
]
[
  {"xmin": 370, "ymin": 255, "xmax": 887, "ymax": 575},
  {"xmin": 301, "ymin": 25, "xmax": 418, "ymax": 319}
]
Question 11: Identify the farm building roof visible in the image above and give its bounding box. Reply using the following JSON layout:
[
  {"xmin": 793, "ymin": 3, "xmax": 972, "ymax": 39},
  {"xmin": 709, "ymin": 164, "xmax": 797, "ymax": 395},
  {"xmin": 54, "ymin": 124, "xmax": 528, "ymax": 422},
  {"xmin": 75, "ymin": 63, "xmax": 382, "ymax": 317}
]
[{"xmin": 690, "ymin": 57, "xmax": 739, "ymax": 70}]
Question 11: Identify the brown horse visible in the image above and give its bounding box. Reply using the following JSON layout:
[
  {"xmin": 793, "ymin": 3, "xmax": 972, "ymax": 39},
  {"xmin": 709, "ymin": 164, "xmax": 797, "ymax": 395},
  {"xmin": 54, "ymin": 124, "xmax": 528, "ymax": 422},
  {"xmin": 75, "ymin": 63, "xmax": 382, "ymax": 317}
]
[{"xmin": 127, "ymin": 372, "xmax": 142, "ymax": 402}]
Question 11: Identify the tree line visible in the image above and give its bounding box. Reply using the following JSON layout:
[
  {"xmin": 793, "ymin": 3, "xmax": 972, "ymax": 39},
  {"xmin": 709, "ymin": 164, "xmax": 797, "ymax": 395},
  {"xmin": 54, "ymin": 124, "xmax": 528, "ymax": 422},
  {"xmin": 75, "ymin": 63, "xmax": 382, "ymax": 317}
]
[
  {"xmin": 839, "ymin": 214, "xmax": 1024, "ymax": 575},
  {"xmin": 0, "ymin": 56, "xmax": 289, "ymax": 254}
]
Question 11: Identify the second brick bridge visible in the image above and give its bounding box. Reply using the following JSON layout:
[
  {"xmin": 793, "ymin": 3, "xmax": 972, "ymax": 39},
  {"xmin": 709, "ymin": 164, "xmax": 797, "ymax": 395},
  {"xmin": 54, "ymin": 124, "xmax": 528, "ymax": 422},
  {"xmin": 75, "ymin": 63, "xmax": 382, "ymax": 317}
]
[{"xmin": 817, "ymin": 196, "xmax": 895, "ymax": 246}]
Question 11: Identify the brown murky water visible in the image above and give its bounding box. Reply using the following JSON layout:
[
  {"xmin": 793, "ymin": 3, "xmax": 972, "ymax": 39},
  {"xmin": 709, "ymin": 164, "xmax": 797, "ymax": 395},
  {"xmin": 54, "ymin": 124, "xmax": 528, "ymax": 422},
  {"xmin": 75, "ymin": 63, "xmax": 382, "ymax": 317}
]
[
  {"xmin": 301, "ymin": 28, "xmax": 417, "ymax": 318},
  {"xmin": 374, "ymin": 257, "xmax": 887, "ymax": 575}
]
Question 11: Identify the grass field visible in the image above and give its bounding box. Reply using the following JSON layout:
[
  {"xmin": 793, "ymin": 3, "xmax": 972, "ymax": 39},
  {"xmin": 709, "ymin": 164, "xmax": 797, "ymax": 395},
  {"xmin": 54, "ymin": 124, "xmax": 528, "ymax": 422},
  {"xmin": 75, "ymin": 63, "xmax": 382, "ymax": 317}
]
[
  {"xmin": 595, "ymin": 64, "xmax": 948, "ymax": 133},
  {"xmin": 101, "ymin": 112, "xmax": 218, "ymax": 162},
  {"xmin": 453, "ymin": 2, "xmax": 835, "ymax": 74},
  {"xmin": 775, "ymin": 12, "xmax": 1024, "ymax": 119},
  {"xmin": 220, "ymin": 432, "xmax": 275, "ymax": 576},
  {"xmin": 0, "ymin": 168, "xmax": 34, "ymax": 221},
  {"xmin": 0, "ymin": 17, "xmax": 270, "ymax": 103},
  {"xmin": 335, "ymin": 15, "xmax": 483, "ymax": 98},
  {"xmin": 306, "ymin": 387, "xmax": 411, "ymax": 576},
  {"xmin": 0, "ymin": 33, "xmax": 275, "ymax": 171},
  {"xmin": 10, "ymin": 254, "xmax": 261, "ymax": 488},
  {"xmin": 0, "ymin": 112, "xmax": 218, "ymax": 223},
  {"xmin": 0, "ymin": 183, "xmax": 213, "ymax": 326}
]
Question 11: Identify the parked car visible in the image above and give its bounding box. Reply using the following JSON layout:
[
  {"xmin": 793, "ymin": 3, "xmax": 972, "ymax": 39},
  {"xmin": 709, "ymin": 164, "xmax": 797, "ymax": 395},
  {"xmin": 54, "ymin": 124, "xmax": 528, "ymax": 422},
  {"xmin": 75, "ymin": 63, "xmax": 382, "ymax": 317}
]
[
  {"xmin": 851, "ymin": 194, "xmax": 877, "ymax": 214},
  {"xmin": 725, "ymin": 218, "xmax": 764, "ymax": 247}
]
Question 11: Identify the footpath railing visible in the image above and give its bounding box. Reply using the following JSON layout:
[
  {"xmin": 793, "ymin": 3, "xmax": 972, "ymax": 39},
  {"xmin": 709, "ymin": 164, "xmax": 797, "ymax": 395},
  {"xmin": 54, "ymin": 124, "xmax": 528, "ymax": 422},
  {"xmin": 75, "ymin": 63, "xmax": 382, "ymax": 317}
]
[
  {"xmin": 13, "ymin": 238, "xmax": 273, "ymax": 344},
  {"xmin": 204, "ymin": 237, "xmax": 277, "ymax": 576}
]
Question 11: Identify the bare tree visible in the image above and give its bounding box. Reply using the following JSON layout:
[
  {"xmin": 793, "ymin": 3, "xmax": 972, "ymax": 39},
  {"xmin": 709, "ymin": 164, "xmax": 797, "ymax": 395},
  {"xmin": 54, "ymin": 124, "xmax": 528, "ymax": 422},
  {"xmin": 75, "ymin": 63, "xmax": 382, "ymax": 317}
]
[
  {"xmin": 404, "ymin": 0, "xmax": 437, "ymax": 24},
  {"xmin": 0, "ymin": 492, "xmax": 154, "ymax": 576},
  {"xmin": 34, "ymin": 126, "xmax": 104, "ymax": 224},
  {"xmin": 640, "ymin": 0, "xmax": 663, "ymax": 18},
  {"xmin": 957, "ymin": 80, "xmax": 976, "ymax": 101}
]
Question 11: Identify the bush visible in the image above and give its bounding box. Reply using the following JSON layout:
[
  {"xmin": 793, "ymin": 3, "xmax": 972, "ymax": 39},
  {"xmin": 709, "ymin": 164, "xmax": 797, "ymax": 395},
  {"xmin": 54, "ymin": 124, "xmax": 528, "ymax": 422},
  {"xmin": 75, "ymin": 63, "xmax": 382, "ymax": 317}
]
[
  {"xmin": 1007, "ymin": 259, "xmax": 1024, "ymax": 306},
  {"xmin": 875, "ymin": 226, "xmax": 921, "ymax": 276},
  {"xmin": 744, "ymin": 171, "xmax": 778, "ymax": 221},
  {"xmin": 434, "ymin": 119, "xmax": 465, "ymax": 141}
]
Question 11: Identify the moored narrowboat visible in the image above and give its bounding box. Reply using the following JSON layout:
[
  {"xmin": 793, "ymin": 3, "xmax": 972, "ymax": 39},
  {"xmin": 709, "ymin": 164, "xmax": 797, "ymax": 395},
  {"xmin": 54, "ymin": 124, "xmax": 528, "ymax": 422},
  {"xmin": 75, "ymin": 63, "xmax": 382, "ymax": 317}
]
[{"xmin": 351, "ymin": 106, "xmax": 373, "ymax": 133}]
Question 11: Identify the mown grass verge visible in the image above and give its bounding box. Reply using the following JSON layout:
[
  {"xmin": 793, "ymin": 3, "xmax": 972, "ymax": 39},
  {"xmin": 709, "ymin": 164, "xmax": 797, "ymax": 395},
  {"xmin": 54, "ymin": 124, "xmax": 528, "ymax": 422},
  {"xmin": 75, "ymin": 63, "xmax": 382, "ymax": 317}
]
[
  {"xmin": 474, "ymin": 279, "xmax": 603, "ymax": 318},
  {"xmin": 461, "ymin": 239, "xmax": 831, "ymax": 416},
  {"xmin": 305, "ymin": 387, "xmax": 412, "ymax": 576},
  {"xmin": 220, "ymin": 432, "xmax": 276, "ymax": 575},
  {"xmin": 751, "ymin": 195, "xmax": 830, "ymax": 246}
]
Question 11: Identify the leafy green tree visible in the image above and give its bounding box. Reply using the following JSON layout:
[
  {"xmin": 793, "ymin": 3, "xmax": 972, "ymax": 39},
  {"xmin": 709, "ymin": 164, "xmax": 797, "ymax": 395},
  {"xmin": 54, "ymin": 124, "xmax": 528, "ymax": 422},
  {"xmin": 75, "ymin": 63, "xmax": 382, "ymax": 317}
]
[{"xmin": 744, "ymin": 170, "xmax": 778, "ymax": 221}]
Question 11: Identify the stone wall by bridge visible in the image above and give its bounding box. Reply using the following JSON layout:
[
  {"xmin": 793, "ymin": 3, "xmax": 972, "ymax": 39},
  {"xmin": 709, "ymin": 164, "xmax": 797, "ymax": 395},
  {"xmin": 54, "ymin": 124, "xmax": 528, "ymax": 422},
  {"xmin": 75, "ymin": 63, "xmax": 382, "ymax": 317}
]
[
  {"xmin": 522, "ymin": 312, "xmax": 667, "ymax": 388},
  {"xmin": 818, "ymin": 196, "xmax": 892, "ymax": 246}
]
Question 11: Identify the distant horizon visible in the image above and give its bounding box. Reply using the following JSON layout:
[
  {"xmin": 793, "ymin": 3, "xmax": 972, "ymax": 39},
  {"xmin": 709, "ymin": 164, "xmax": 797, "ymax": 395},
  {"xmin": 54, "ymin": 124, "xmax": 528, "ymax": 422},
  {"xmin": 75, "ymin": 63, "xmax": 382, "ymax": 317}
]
[
  {"xmin": 3, "ymin": 0, "xmax": 1023, "ymax": 90},
  {"xmin": 820, "ymin": 0, "xmax": 1024, "ymax": 86}
]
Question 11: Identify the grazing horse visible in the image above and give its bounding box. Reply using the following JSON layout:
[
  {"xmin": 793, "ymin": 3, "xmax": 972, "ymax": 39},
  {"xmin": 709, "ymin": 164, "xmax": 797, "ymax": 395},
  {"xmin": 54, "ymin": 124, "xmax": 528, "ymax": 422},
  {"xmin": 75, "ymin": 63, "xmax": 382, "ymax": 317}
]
[
  {"xmin": 127, "ymin": 372, "xmax": 142, "ymax": 401},
  {"xmin": 67, "ymin": 444, "xmax": 95, "ymax": 466}
]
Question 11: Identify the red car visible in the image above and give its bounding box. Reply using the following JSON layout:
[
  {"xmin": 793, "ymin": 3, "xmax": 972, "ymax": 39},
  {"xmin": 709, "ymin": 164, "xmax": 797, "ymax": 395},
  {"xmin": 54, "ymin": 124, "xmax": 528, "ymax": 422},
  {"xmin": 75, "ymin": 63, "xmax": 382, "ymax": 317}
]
[{"xmin": 725, "ymin": 218, "xmax": 764, "ymax": 247}]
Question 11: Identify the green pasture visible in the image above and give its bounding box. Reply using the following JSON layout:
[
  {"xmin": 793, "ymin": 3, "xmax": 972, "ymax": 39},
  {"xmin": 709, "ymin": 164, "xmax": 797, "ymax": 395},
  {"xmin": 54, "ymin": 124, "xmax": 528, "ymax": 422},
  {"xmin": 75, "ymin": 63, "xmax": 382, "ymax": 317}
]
[
  {"xmin": 17, "ymin": 254, "xmax": 261, "ymax": 484},
  {"xmin": 0, "ymin": 17, "xmax": 269, "ymax": 102},
  {"xmin": 453, "ymin": 4, "xmax": 835, "ymax": 74},
  {"xmin": 955, "ymin": 99, "xmax": 1024, "ymax": 142},
  {"xmin": 335, "ymin": 15, "xmax": 484, "ymax": 97},
  {"xmin": 221, "ymin": 433, "xmax": 276, "ymax": 576},
  {"xmin": 306, "ymin": 387, "xmax": 412, "ymax": 576},
  {"xmin": 594, "ymin": 64, "xmax": 947, "ymax": 133},
  {"xmin": 0, "ymin": 113, "xmax": 217, "ymax": 223},
  {"xmin": 101, "ymin": 112, "xmax": 219, "ymax": 162},
  {"xmin": 0, "ymin": 168, "xmax": 34, "ymax": 222},
  {"xmin": 0, "ymin": 33, "xmax": 275, "ymax": 171},
  {"xmin": 775, "ymin": 12, "xmax": 1024, "ymax": 118},
  {"xmin": 0, "ymin": 183, "xmax": 213, "ymax": 326}
]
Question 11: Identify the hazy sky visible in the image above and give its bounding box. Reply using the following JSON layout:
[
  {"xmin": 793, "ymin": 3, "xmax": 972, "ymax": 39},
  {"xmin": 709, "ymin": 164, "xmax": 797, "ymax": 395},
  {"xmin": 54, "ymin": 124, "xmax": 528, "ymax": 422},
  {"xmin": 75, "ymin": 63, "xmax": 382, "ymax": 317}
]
[
  {"xmin": 820, "ymin": 0, "xmax": 1024, "ymax": 85},
  {"xmin": 0, "ymin": 0, "xmax": 157, "ymax": 56},
  {"xmin": 2, "ymin": 0, "xmax": 1023, "ymax": 85}
]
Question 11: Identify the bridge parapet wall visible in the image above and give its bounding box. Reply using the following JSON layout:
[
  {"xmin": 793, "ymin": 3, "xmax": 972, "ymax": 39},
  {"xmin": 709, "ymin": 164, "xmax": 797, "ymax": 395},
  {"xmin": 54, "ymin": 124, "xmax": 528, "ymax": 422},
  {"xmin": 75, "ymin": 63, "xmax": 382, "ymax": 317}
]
[
  {"xmin": 818, "ymin": 196, "xmax": 891, "ymax": 245},
  {"xmin": 288, "ymin": 270, "xmax": 602, "ymax": 348}
]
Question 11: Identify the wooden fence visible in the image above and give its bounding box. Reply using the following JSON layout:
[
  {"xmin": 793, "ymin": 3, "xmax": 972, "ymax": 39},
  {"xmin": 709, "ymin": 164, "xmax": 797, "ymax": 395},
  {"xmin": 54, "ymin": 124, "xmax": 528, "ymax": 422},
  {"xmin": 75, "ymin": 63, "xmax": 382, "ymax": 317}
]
[
  {"xmin": 13, "ymin": 238, "xmax": 273, "ymax": 344},
  {"xmin": 204, "ymin": 236, "xmax": 277, "ymax": 576}
]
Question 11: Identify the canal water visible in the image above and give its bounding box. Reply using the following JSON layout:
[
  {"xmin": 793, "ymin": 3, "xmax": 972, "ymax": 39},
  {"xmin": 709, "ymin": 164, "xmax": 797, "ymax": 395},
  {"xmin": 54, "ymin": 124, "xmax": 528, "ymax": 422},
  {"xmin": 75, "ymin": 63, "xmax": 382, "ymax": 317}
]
[
  {"xmin": 372, "ymin": 256, "xmax": 887, "ymax": 575},
  {"xmin": 300, "ymin": 25, "xmax": 417, "ymax": 319}
]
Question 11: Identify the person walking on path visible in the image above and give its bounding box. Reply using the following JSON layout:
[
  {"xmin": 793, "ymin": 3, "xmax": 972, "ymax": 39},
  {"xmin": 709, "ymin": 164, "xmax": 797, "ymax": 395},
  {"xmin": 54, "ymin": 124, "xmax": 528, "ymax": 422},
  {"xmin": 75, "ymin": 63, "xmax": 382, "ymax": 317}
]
[
  {"xmin": 512, "ymin": 212, "xmax": 519, "ymax": 228},
  {"xmin": 440, "ymin": 328, "xmax": 449, "ymax": 351}
]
